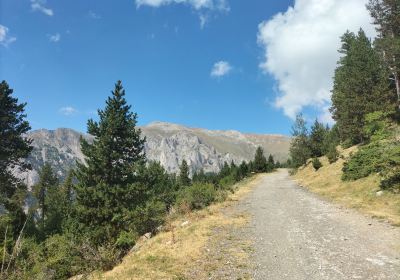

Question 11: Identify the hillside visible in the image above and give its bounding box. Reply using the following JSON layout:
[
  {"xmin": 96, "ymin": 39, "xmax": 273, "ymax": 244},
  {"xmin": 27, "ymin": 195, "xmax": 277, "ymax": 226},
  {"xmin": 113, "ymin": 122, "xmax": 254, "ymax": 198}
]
[
  {"xmin": 21, "ymin": 122, "xmax": 290, "ymax": 186},
  {"xmin": 293, "ymin": 146, "xmax": 400, "ymax": 226}
]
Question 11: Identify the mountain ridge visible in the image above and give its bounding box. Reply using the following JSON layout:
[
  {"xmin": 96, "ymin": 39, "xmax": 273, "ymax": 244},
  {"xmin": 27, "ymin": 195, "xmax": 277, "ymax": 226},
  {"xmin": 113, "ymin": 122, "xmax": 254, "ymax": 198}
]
[{"xmin": 21, "ymin": 122, "xmax": 291, "ymax": 186}]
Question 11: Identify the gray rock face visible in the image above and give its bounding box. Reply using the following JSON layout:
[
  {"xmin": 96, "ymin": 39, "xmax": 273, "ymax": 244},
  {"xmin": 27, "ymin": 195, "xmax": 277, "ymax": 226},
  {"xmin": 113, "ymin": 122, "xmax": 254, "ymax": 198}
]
[{"xmin": 20, "ymin": 122, "xmax": 290, "ymax": 186}]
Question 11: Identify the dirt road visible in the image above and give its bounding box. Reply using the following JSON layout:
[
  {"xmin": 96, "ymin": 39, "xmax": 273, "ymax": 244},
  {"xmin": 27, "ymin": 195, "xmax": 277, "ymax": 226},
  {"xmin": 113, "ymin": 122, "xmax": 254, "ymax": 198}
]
[{"xmin": 239, "ymin": 169, "xmax": 400, "ymax": 280}]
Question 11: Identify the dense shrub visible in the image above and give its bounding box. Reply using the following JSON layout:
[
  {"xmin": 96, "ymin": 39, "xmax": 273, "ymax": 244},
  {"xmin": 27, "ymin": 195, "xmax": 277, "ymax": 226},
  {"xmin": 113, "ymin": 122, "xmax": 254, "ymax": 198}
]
[
  {"xmin": 342, "ymin": 141, "xmax": 400, "ymax": 191},
  {"xmin": 176, "ymin": 183, "xmax": 217, "ymax": 212},
  {"xmin": 312, "ymin": 158, "xmax": 322, "ymax": 171},
  {"xmin": 326, "ymin": 144, "xmax": 339, "ymax": 164}
]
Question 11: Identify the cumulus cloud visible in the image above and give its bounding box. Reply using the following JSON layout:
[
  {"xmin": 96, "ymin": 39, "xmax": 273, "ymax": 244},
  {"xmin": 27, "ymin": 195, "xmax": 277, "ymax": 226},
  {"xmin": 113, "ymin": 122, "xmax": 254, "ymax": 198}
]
[
  {"xmin": 211, "ymin": 61, "xmax": 232, "ymax": 78},
  {"xmin": 59, "ymin": 106, "xmax": 78, "ymax": 116},
  {"xmin": 48, "ymin": 33, "xmax": 61, "ymax": 42},
  {"xmin": 31, "ymin": 0, "xmax": 53, "ymax": 16},
  {"xmin": 257, "ymin": 0, "xmax": 376, "ymax": 121},
  {"xmin": 0, "ymin": 25, "xmax": 16, "ymax": 47}
]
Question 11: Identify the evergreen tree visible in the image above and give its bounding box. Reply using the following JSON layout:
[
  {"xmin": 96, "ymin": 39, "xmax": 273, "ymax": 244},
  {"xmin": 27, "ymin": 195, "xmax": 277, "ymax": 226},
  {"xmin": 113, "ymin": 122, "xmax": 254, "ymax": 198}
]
[
  {"xmin": 32, "ymin": 163, "xmax": 59, "ymax": 238},
  {"xmin": 254, "ymin": 147, "xmax": 267, "ymax": 173},
  {"xmin": 289, "ymin": 114, "xmax": 311, "ymax": 167},
  {"xmin": 267, "ymin": 154, "xmax": 275, "ymax": 172},
  {"xmin": 60, "ymin": 170, "xmax": 75, "ymax": 220},
  {"xmin": 0, "ymin": 81, "xmax": 33, "ymax": 237},
  {"xmin": 368, "ymin": 0, "xmax": 400, "ymax": 108},
  {"xmin": 309, "ymin": 119, "xmax": 328, "ymax": 157},
  {"xmin": 74, "ymin": 81, "xmax": 146, "ymax": 244},
  {"xmin": 239, "ymin": 161, "xmax": 249, "ymax": 178},
  {"xmin": 178, "ymin": 159, "xmax": 191, "ymax": 187},
  {"xmin": 330, "ymin": 29, "xmax": 396, "ymax": 145},
  {"xmin": 220, "ymin": 161, "xmax": 231, "ymax": 178}
]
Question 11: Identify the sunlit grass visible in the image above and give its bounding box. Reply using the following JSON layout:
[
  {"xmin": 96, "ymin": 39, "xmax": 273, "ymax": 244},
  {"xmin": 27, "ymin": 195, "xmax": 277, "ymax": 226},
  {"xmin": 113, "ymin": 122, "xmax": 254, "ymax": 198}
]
[{"xmin": 294, "ymin": 146, "xmax": 400, "ymax": 226}]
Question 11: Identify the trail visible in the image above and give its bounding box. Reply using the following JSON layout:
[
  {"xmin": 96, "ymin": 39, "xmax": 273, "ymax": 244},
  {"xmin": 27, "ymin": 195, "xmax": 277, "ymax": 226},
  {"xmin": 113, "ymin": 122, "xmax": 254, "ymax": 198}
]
[{"xmin": 239, "ymin": 169, "xmax": 400, "ymax": 280}]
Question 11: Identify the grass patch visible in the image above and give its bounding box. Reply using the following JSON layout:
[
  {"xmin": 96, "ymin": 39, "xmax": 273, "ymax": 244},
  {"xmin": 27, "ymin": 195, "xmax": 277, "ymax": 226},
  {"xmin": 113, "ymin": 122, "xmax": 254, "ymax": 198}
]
[{"xmin": 294, "ymin": 146, "xmax": 400, "ymax": 226}]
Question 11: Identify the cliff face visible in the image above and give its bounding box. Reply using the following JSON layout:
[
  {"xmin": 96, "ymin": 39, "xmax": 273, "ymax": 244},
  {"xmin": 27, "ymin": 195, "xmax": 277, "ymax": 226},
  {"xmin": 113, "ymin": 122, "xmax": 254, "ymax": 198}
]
[{"xmin": 20, "ymin": 122, "xmax": 290, "ymax": 185}]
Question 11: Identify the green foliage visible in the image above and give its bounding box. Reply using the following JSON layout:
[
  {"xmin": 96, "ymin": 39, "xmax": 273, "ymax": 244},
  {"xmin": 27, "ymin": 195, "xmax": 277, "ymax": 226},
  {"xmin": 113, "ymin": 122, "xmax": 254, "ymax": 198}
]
[
  {"xmin": 330, "ymin": 29, "xmax": 396, "ymax": 145},
  {"xmin": 367, "ymin": 0, "xmax": 400, "ymax": 108},
  {"xmin": 309, "ymin": 119, "xmax": 328, "ymax": 157},
  {"xmin": 254, "ymin": 147, "xmax": 268, "ymax": 173},
  {"xmin": 364, "ymin": 111, "xmax": 393, "ymax": 142},
  {"xmin": 289, "ymin": 114, "xmax": 311, "ymax": 167},
  {"xmin": 115, "ymin": 231, "xmax": 138, "ymax": 252},
  {"xmin": 312, "ymin": 158, "xmax": 322, "ymax": 171},
  {"xmin": 0, "ymin": 81, "xmax": 32, "ymax": 237},
  {"xmin": 32, "ymin": 163, "xmax": 60, "ymax": 239},
  {"xmin": 74, "ymin": 81, "xmax": 146, "ymax": 245},
  {"xmin": 326, "ymin": 144, "xmax": 339, "ymax": 164},
  {"xmin": 178, "ymin": 160, "xmax": 191, "ymax": 187},
  {"xmin": 342, "ymin": 141, "xmax": 400, "ymax": 191},
  {"xmin": 176, "ymin": 183, "xmax": 217, "ymax": 212}
]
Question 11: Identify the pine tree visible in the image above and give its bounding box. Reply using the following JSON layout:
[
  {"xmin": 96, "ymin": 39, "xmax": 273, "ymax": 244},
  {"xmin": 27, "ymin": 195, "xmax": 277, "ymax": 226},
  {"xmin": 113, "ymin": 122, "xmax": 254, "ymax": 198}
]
[
  {"xmin": 33, "ymin": 163, "xmax": 59, "ymax": 238},
  {"xmin": 239, "ymin": 161, "xmax": 249, "ymax": 178},
  {"xmin": 0, "ymin": 81, "xmax": 33, "ymax": 237},
  {"xmin": 267, "ymin": 154, "xmax": 275, "ymax": 172},
  {"xmin": 74, "ymin": 81, "xmax": 146, "ymax": 243},
  {"xmin": 330, "ymin": 29, "xmax": 396, "ymax": 145},
  {"xmin": 60, "ymin": 170, "xmax": 75, "ymax": 219},
  {"xmin": 254, "ymin": 147, "xmax": 267, "ymax": 173},
  {"xmin": 289, "ymin": 114, "xmax": 311, "ymax": 167},
  {"xmin": 368, "ymin": 0, "xmax": 400, "ymax": 108},
  {"xmin": 178, "ymin": 159, "xmax": 191, "ymax": 187},
  {"xmin": 309, "ymin": 119, "xmax": 328, "ymax": 157}
]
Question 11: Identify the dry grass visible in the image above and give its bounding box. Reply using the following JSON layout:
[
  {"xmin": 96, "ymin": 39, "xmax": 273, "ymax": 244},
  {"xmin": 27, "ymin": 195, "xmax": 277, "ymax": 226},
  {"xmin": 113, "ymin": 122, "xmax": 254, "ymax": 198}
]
[
  {"xmin": 294, "ymin": 146, "xmax": 400, "ymax": 226},
  {"xmin": 88, "ymin": 176, "xmax": 262, "ymax": 280}
]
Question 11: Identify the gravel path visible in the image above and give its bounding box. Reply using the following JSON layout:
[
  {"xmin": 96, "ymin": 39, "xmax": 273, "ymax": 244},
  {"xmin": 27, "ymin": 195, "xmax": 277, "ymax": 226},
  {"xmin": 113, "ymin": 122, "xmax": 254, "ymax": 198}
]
[{"xmin": 238, "ymin": 169, "xmax": 400, "ymax": 280}]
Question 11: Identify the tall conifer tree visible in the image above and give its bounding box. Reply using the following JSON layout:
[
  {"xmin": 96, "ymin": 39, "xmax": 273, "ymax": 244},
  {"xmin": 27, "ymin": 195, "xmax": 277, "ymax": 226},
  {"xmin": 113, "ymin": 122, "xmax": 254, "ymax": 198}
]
[
  {"xmin": 74, "ymin": 81, "xmax": 146, "ymax": 243},
  {"xmin": 330, "ymin": 29, "xmax": 396, "ymax": 144},
  {"xmin": 0, "ymin": 81, "xmax": 33, "ymax": 236},
  {"xmin": 178, "ymin": 159, "xmax": 191, "ymax": 187}
]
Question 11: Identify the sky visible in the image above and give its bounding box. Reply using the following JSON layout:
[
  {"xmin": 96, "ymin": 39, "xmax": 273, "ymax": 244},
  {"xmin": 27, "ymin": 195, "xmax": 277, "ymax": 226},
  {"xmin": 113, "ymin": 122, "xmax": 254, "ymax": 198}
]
[{"xmin": 0, "ymin": 0, "xmax": 376, "ymax": 135}]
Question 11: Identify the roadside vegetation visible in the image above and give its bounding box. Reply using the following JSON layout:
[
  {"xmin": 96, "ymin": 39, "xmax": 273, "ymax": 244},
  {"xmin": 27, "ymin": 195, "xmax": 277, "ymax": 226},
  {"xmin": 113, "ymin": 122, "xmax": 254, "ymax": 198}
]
[
  {"xmin": 289, "ymin": 0, "xmax": 400, "ymax": 223},
  {"xmin": 0, "ymin": 79, "xmax": 278, "ymax": 279}
]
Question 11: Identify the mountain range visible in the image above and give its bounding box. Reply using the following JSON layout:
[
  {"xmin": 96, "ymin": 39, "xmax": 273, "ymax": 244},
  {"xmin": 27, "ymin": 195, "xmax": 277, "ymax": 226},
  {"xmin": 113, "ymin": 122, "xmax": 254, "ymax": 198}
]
[{"xmin": 21, "ymin": 122, "xmax": 291, "ymax": 186}]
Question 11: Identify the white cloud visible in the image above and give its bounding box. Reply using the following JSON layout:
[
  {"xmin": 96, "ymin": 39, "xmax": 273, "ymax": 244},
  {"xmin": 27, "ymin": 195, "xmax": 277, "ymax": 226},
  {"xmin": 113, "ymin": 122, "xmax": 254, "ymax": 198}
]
[
  {"xmin": 199, "ymin": 14, "xmax": 208, "ymax": 29},
  {"xmin": 211, "ymin": 61, "xmax": 232, "ymax": 78},
  {"xmin": 48, "ymin": 33, "xmax": 61, "ymax": 42},
  {"xmin": 88, "ymin": 10, "xmax": 101, "ymax": 19},
  {"xmin": 59, "ymin": 106, "xmax": 78, "ymax": 116},
  {"xmin": 0, "ymin": 25, "xmax": 16, "ymax": 47},
  {"xmin": 31, "ymin": 0, "xmax": 53, "ymax": 16},
  {"xmin": 136, "ymin": 0, "xmax": 229, "ymax": 11},
  {"xmin": 257, "ymin": 0, "xmax": 376, "ymax": 121}
]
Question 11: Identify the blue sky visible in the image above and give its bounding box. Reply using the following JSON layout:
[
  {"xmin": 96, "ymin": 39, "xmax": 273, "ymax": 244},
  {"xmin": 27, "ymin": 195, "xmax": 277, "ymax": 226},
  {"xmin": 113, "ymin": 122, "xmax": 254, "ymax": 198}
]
[{"xmin": 0, "ymin": 0, "xmax": 375, "ymax": 135}]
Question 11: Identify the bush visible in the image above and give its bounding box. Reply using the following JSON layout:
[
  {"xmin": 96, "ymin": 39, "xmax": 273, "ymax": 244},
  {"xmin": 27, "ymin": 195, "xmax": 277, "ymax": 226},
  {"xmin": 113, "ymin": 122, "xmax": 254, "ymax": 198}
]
[
  {"xmin": 326, "ymin": 144, "xmax": 339, "ymax": 163},
  {"xmin": 312, "ymin": 158, "xmax": 322, "ymax": 171},
  {"xmin": 342, "ymin": 141, "xmax": 400, "ymax": 191},
  {"xmin": 115, "ymin": 231, "xmax": 138, "ymax": 252},
  {"xmin": 176, "ymin": 183, "xmax": 217, "ymax": 212}
]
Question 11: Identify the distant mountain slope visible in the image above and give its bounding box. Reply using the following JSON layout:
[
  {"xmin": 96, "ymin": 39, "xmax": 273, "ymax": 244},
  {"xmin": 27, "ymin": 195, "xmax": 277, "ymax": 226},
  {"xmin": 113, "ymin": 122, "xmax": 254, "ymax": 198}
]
[{"xmin": 21, "ymin": 122, "xmax": 290, "ymax": 186}]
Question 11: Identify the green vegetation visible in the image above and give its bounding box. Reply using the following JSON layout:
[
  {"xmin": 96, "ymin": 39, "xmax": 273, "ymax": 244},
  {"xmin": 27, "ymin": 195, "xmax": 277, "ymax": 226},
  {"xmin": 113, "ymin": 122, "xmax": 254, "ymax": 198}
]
[
  {"xmin": 312, "ymin": 158, "xmax": 322, "ymax": 171},
  {"xmin": 289, "ymin": 1, "xmax": 400, "ymax": 197},
  {"xmin": 0, "ymin": 80, "xmax": 278, "ymax": 279}
]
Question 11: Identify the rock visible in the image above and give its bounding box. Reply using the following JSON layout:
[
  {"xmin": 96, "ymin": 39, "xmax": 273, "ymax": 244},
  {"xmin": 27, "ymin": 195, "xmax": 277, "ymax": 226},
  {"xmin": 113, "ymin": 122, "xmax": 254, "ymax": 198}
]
[
  {"xmin": 144, "ymin": 232, "xmax": 152, "ymax": 239},
  {"xmin": 376, "ymin": 191, "xmax": 384, "ymax": 197},
  {"xmin": 181, "ymin": 221, "xmax": 190, "ymax": 227}
]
